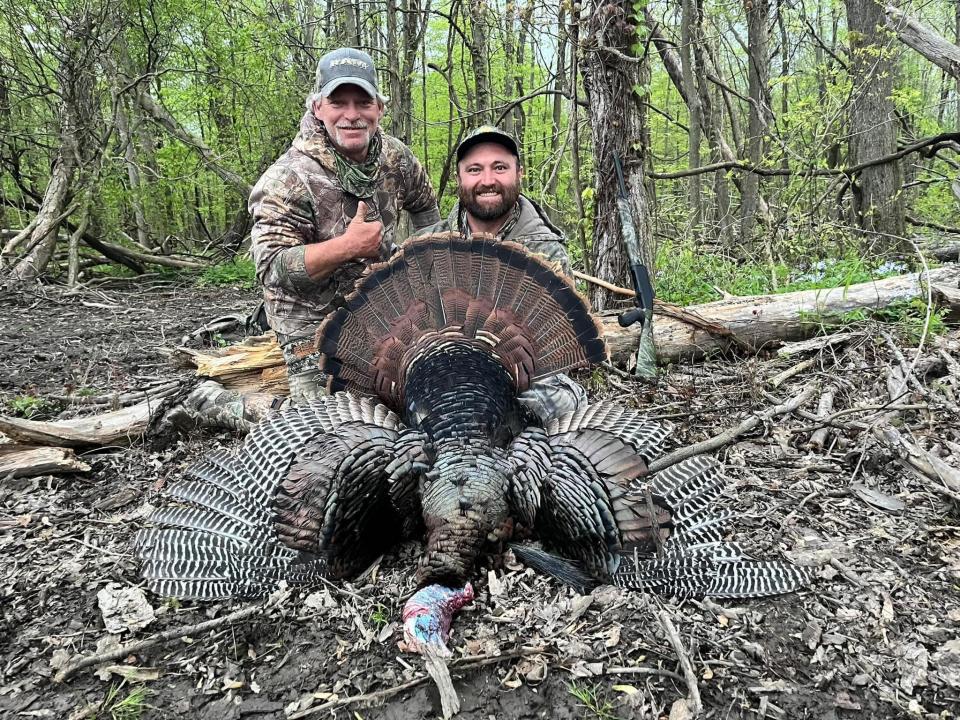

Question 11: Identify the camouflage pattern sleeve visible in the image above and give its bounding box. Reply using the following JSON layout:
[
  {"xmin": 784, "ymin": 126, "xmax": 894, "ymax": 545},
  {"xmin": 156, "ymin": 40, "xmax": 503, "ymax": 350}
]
[
  {"xmin": 523, "ymin": 237, "xmax": 572, "ymax": 277},
  {"xmin": 248, "ymin": 164, "xmax": 328, "ymax": 296},
  {"xmin": 399, "ymin": 146, "xmax": 441, "ymax": 230}
]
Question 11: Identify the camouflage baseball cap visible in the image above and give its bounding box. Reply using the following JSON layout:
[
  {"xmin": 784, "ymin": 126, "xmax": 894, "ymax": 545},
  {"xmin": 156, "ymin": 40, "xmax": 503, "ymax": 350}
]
[
  {"xmin": 455, "ymin": 125, "xmax": 520, "ymax": 163},
  {"xmin": 314, "ymin": 48, "xmax": 388, "ymax": 103}
]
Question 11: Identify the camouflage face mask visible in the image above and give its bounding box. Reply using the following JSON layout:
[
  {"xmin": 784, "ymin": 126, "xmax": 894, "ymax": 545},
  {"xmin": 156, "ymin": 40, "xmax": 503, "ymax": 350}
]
[{"xmin": 326, "ymin": 129, "xmax": 383, "ymax": 199}]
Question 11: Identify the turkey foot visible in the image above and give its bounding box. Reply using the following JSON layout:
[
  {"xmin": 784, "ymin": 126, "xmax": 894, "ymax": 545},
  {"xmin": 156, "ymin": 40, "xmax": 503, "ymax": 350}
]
[{"xmin": 400, "ymin": 582, "xmax": 474, "ymax": 657}]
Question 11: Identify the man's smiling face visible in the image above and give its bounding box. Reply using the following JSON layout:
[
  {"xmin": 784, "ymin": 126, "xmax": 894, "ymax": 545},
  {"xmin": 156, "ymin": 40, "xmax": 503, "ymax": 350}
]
[
  {"xmin": 456, "ymin": 142, "xmax": 523, "ymax": 221},
  {"xmin": 313, "ymin": 84, "xmax": 384, "ymax": 162}
]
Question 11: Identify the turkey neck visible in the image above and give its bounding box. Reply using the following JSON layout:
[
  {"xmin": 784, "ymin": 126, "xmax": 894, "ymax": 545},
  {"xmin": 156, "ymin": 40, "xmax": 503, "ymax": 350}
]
[{"xmin": 402, "ymin": 341, "xmax": 522, "ymax": 586}]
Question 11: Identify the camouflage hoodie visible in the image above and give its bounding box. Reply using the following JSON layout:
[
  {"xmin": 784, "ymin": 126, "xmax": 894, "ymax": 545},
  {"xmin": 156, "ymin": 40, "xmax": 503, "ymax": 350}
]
[
  {"xmin": 415, "ymin": 194, "xmax": 571, "ymax": 275},
  {"xmin": 249, "ymin": 111, "xmax": 440, "ymax": 343}
]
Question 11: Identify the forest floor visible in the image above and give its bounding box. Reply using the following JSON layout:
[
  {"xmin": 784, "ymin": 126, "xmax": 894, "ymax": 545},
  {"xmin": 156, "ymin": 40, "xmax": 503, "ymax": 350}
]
[{"xmin": 0, "ymin": 278, "xmax": 958, "ymax": 720}]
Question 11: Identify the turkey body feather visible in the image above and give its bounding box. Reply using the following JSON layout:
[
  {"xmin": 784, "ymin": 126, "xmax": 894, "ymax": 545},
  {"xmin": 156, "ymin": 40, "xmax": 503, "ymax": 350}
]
[{"xmin": 136, "ymin": 233, "xmax": 811, "ymax": 607}]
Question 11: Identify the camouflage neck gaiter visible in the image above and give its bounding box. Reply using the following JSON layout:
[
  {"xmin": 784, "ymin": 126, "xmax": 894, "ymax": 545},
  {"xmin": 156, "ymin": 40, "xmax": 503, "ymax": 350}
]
[
  {"xmin": 325, "ymin": 128, "xmax": 383, "ymax": 199},
  {"xmin": 457, "ymin": 200, "xmax": 521, "ymax": 240}
]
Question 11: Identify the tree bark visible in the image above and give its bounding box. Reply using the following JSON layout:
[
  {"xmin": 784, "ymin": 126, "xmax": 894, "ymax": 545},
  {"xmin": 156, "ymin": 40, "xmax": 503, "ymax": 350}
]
[
  {"xmin": 0, "ymin": 445, "xmax": 91, "ymax": 479},
  {"xmin": 844, "ymin": 0, "xmax": 906, "ymax": 245},
  {"xmin": 884, "ymin": 5, "xmax": 960, "ymax": 80},
  {"xmin": 582, "ymin": 0, "xmax": 653, "ymax": 311},
  {"xmin": 8, "ymin": 154, "xmax": 74, "ymax": 283},
  {"xmin": 0, "ymin": 396, "xmax": 167, "ymax": 448},
  {"xmin": 741, "ymin": 0, "xmax": 770, "ymax": 244},
  {"xmin": 680, "ymin": 0, "xmax": 703, "ymax": 231},
  {"xmin": 468, "ymin": 0, "xmax": 492, "ymax": 124}
]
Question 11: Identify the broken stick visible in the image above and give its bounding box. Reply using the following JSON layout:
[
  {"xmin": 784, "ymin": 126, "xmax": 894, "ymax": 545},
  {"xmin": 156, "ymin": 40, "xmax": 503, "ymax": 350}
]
[
  {"xmin": 657, "ymin": 609, "xmax": 702, "ymax": 716},
  {"xmin": 647, "ymin": 385, "xmax": 818, "ymax": 473},
  {"xmin": 54, "ymin": 596, "xmax": 284, "ymax": 683}
]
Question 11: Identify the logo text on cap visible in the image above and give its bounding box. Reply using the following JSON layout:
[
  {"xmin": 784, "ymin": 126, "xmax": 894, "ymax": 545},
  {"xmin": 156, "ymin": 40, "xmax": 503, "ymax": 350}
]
[{"xmin": 330, "ymin": 59, "xmax": 370, "ymax": 70}]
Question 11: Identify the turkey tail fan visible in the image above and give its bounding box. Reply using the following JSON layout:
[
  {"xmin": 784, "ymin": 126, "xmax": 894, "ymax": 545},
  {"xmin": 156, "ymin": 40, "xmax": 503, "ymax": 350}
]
[
  {"xmin": 135, "ymin": 394, "xmax": 410, "ymax": 600},
  {"xmin": 314, "ymin": 232, "xmax": 607, "ymax": 410}
]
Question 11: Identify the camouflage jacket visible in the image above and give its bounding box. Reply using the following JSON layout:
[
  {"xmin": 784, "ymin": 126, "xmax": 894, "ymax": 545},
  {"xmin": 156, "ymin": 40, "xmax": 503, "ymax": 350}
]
[
  {"xmin": 249, "ymin": 111, "xmax": 440, "ymax": 343},
  {"xmin": 416, "ymin": 195, "xmax": 570, "ymax": 275}
]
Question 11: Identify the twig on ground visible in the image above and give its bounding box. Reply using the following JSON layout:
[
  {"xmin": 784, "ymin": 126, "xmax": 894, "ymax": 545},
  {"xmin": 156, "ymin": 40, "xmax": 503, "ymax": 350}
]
[
  {"xmin": 605, "ymin": 665, "xmax": 685, "ymax": 682},
  {"xmin": 49, "ymin": 381, "xmax": 181, "ymax": 408},
  {"xmin": 424, "ymin": 650, "xmax": 459, "ymax": 719},
  {"xmin": 768, "ymin": 357, "xmax": 817, "ymax": 388},
  {"xmin": 657, "ymin": 609, "xmax": 702, "ymax": 716},
  {"xmin": 601, "ymin": 360, "xmax": 638, "ymax": 381},
  {"xmin": 288, "ymin": 645, "xmax": 548, "ymax": 719},
  {"xmin": 54, "ymin": 596, "xmax": 285, "ymax": 682},
  {"xmin": 874, "ymin": 424, "xmax": 960, "ymax": 500},
  {"xmin": 881, "ymin": 331, "xmax": 927, "ymax": 399},
  {"xmin": 648, "ymin": 385, "xmax": 817, "ymax": 473},
  {"xmin": 807, "ymin": 386, "xmax": 837, "ymax": 450},
  {"xmin": 829, "ymin": 558, "xmax": 866, "ymax": 587}
]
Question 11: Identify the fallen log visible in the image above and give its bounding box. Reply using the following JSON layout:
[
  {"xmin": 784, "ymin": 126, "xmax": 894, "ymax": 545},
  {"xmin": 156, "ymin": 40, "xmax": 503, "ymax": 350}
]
[
  {"xmin": 0, "ymin": 444, "xmax": 91, "ymax": 478},
  {"xmin": 0, "ymin": 396, "xmax": 164, "ymax": 448},
  {"xmin": 179, "ymin": 265, "xmax": 959, "ymax": 382},
  {"xmin": 932, "ymin": 281, "xmax": 960, "ymax": 322},
  {"xmin": 603, "ymin": 265, "xmax": 958, "ymax": 366}
]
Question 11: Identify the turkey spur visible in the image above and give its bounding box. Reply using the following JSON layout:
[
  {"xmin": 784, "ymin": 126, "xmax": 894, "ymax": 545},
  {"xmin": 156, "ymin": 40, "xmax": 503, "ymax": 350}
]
[{"xmin": 135, "ymin": 233, "xmax": 811, "ymax": 655}]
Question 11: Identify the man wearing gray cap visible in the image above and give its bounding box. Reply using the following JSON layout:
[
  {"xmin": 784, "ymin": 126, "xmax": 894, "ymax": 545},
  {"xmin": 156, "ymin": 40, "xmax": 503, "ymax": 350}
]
[
  {"xmin": 415, "ymin": 125, "xmax": 587, "ymax": 423},
  {"xmin": 172, "ymin": 49, "xmax": 440, "ymax": 432}
]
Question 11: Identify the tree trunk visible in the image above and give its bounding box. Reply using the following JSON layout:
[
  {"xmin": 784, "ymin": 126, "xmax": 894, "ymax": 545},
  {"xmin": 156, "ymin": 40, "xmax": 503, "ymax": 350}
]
[
  {"xmin": 741, "ymin": 0, "xmax": 770, "ymax": 245},
  {"xmin": 115, "ymin": 96, "xmax": 153, "ymax": 249},
  {"xmin": 844, "ymin": 0, "xmax": 906, "ymax": 246},
  {"xmin": 776, "ymin": 0, "xmax": 791, "ymax": 176},
  {"xmin": 339, "ymin": 0, "xmax": 359, "ymax": 45},
  {"xmin": 645, "ymin": 8, "xmax": 771, "ymax": 231},
  {"xmin": 513, "ymin": 4, "xmax": 529, "ymax": 145},
  {"xmin": 546, "ymin": 5, "xmax": 568, "ymax": 198},
  {"xmin": 569, "ymin": 8, "xmax": 590, "ymax": 272},
  {"xmin": 468, "ymin": 0, "xmax": 492, "ymax": 124},
  {"xmin": 680, "ymin": 0, "xmax": 703, "ymax": 231},
  {"xmin": 8, "ymin": 154, "xmax": 74, "ymax": 283},
  {"xmin": 502, "ymin": 1, "xmax": 517, "ymax": 137},
  {"xmin": 582, "ymin": 0, "xmax": 652, "ymax": 311}
]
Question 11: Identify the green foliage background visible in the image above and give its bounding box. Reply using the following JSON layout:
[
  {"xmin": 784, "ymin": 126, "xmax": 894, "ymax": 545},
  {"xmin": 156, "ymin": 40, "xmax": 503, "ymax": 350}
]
[{"xmin": 0, "ymin": 0, "xmax": 957, "ymax": 297}]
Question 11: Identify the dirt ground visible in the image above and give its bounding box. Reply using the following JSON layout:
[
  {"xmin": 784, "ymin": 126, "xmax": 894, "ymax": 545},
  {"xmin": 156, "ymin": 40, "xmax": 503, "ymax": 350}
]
[{"xmin": 1, "ymin": 278, "xmax": 958, "ymax": 720}]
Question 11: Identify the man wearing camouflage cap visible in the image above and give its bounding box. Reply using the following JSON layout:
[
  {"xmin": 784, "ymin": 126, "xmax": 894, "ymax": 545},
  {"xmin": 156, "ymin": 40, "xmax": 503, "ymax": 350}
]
[
  {"xmin": 416, "ymin": 125, "xmax": 587, "ymax": 423},
  {"xmin": 173, "ymin": 48, "xmax": 440, "ymax": 431}
]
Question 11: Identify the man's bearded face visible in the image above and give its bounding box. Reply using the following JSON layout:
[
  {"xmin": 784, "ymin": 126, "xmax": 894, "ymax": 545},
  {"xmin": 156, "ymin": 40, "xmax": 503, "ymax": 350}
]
[{"xmin": 457, "ymin": 143, "xmax": 522, "ymax": 221}]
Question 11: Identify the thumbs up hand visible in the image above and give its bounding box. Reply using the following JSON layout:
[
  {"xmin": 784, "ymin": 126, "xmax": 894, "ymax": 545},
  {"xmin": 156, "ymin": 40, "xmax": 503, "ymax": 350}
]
[{"xmin": 345, "ymin": 200, "xmax": 383, "ymax": 259}]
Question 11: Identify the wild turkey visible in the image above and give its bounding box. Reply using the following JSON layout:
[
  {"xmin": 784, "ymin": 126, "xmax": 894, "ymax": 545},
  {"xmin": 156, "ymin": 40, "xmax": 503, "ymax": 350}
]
[{"xmin": 135, "ymin": 233, "xmax": 810, "ymax": 655}]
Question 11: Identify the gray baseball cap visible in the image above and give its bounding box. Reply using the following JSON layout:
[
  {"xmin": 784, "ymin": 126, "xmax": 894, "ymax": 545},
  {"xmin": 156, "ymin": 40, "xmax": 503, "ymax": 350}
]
[{"xmin": 313, "ymin": 48, "xmax": 388, "ymax": 103}]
